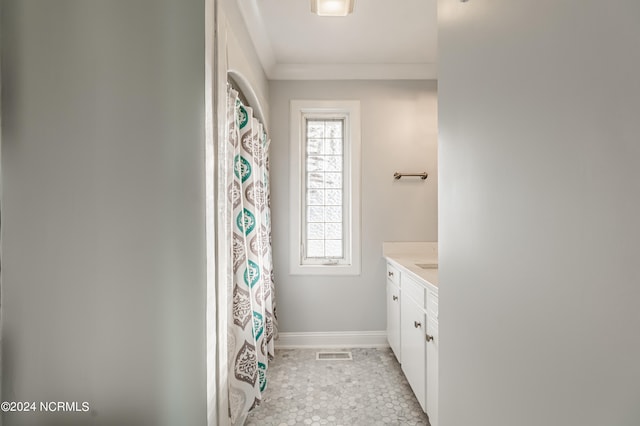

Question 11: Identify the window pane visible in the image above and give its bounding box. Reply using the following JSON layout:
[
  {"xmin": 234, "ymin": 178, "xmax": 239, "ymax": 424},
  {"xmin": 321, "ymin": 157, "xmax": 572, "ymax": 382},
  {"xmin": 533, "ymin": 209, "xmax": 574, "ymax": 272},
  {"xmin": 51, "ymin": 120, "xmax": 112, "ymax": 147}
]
[
  {"xmin": 325, "ymin": 189, "xmax": 342, "ymax": 206},
  {"xmin": 325, "ymin": 121, "xmax": 342, "ymax": 138},
  {"xmin": 307, "ymin": 138, "xmax": 323, "ymax": 155},
  {"xmin": 307, "ymin": 173, "xmax": 324, "ymax": 188},
  {"xmin": 325, "ymin": 156, "xmax": 342, "ymax": 172},
  {"xmin": 325, "ymin": 139, "xmax": 342, "ymax": 155},
  {"xmin": 325, "ymin": 223, "xmax": 342, "ymax": 239},
  {"xmin": 307, "ymin": 122, "xmax": 324, "ymax": 138},
  {"xmin": 324, "ymin": 173, "xmax": 342, "ymax": 189},
  {"xmin": 307, "ymin": 189, "xmax": 324, "ymax": 206},
  {"xmin": 307, "ymin": 223, "xmax": 324, "ymax": 240},
  {"xmin": 307, "ymin": 240, "xmax": 324, "ymax": 258},
  {"xmin": 325, "ymin": 240, "xmax": 343, "ymax": 258},
  {"xmin": 307, "ymin": 206, "xmax": 324, "ymax": 222},
  {"xmin": 307, "ymin": 156, "xmax": 324, "ymax": 172},
  {"xmin": 325, "ymin": 206, "xmax": 342, "ymax": 222}
]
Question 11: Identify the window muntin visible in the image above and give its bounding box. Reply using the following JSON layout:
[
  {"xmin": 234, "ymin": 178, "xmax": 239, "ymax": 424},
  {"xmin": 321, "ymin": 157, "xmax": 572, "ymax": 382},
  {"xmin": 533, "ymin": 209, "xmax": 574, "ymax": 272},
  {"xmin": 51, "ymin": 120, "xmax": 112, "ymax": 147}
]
[{"xmin": 303, "ymin": 118, "xmax": 345, "ymax": 261}]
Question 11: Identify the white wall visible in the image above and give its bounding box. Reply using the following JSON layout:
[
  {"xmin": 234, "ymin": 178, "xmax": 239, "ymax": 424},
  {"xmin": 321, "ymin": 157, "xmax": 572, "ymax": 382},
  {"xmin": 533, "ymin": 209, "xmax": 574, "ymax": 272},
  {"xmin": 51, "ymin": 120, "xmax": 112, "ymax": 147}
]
[
  {"xmin": 269, "ymin": 80, "xmax": 438, "ymax": 333},
  {"xmin": 439, "ymin": 1, "xmax": 640, "ymax": 426},
  {"xmin": 220, "ymin": 0, "xmax": 270, "ymax": 125},
  {"xmin": 1, "ymin": 2, "xmax": 207, "ymax": 425}
]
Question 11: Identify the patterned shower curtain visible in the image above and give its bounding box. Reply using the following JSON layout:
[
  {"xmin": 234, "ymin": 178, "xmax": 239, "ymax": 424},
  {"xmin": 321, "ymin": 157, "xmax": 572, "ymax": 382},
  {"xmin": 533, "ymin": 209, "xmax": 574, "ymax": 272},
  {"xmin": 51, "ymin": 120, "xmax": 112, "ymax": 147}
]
[{"xmin": 226, "ymin": 86, "xmax": 277, "ymax": 424}]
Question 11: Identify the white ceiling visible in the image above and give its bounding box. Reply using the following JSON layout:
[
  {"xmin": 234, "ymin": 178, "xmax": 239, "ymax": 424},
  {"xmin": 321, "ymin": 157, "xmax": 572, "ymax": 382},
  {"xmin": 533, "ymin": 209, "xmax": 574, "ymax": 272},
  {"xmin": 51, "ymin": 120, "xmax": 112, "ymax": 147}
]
[{"xmin": 237, "ymin": 0, "xmax": 438, "ymax": 80}]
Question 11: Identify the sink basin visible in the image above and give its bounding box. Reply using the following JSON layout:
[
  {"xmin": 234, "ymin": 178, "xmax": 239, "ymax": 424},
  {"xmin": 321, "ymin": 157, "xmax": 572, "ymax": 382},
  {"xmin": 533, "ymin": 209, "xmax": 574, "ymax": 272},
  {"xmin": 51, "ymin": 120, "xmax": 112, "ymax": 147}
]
[{"xmin": 415, "ymin": 263, "xmax": 438, "ymax": 269}]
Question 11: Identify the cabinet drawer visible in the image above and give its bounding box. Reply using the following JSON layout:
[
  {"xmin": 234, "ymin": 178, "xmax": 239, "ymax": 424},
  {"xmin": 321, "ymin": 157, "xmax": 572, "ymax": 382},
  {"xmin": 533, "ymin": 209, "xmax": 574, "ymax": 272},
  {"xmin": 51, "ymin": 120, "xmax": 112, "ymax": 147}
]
[
  {"xmin": 427, "ymin": 288, "xmax": 438, "ymax": 320},
  {"xmin": 402, "ymin": 274, "xmax": 425, "ymax": 309},
  {"xmin": 386, "ymin": 263, "xmax": 400, "ymax": 286}
]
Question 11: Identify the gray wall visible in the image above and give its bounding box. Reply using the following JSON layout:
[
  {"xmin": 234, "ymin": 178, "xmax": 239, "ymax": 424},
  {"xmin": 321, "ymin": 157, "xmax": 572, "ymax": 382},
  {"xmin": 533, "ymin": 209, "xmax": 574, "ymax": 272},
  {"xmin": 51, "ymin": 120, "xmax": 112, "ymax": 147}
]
[
  {"xmin": 269, "ymin": 80, "xmax": 438, "ymax": 333},
  {"xmin": 1, "ymin": 1, "xmax": 207, "ymax": 425},
  {"xmin": 439, "ymin": 1, "xmax": 640, "ymax": 426}
]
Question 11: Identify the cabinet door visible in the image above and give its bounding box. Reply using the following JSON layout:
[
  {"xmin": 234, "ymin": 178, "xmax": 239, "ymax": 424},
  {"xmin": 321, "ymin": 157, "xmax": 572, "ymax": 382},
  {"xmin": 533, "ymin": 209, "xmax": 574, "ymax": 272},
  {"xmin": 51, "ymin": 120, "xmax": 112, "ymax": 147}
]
[
  {"xmin": 401, "ymin": 296, "xmax": 426, "ymax": 412},
  {"xmin": 387, "ymin": 281, "xmax": 401, "ymax": 360},
  {"xmin": 426, "ymin": 314, "xmax": 439, "ymax": 426}
]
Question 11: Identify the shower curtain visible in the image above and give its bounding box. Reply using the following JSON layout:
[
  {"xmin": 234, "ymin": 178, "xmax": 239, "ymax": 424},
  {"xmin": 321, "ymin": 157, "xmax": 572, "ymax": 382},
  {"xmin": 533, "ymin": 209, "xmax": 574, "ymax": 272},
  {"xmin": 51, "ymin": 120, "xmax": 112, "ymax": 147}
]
[{"xmin": 226, "ymin": 85, "xmax": 277, "ymax": 424}]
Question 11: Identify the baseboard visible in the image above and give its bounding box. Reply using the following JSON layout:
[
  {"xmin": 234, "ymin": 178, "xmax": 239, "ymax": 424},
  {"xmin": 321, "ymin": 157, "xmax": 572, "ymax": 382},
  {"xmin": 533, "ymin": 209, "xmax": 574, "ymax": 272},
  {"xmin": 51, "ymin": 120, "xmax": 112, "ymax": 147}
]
[{"xmin": 275, "ymin": 331, "xmax": 389, "ymax": 349}]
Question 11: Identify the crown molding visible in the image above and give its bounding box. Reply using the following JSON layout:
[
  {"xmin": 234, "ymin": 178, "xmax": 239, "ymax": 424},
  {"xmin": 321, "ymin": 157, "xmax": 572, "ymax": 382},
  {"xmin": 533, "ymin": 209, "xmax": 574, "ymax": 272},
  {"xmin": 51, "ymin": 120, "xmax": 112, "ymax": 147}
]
[{"xmin": 269, "ymin": 63, "xmax": 438, "ymax": 80}]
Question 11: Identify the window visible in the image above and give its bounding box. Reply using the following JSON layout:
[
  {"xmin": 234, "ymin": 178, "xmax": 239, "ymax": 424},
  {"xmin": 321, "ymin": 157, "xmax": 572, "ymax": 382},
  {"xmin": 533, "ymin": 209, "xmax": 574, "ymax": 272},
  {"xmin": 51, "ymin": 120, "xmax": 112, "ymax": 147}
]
[{"xmin": 290, "ymin": 100, "xmax": 361, "ymax": 275}]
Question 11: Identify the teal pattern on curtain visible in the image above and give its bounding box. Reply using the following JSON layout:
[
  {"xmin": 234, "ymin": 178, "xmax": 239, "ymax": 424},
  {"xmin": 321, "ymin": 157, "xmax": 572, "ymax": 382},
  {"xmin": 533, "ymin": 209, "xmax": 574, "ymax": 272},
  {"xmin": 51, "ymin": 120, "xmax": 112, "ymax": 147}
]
[{"xmin": 227, "ymin": 86, "xmax": 277, "ymax": 424}]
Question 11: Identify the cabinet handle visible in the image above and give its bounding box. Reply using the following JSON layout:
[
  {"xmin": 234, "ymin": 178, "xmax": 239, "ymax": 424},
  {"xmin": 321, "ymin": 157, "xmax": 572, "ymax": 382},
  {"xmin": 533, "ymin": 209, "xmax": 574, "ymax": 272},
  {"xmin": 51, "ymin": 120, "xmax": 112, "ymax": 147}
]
[
  {"xmin": 426, "ymin": 334, "xmax": 434, "ymax": 342},
  {"xmin": 388, "ymin": 271, "xmax": 394, "ymax": 277},
  {"xmin": 414, "ymin": 321, "xmax": 422, "ymax": 328},
  {"xmin": 392, "ymin": 295, "xmax": 398, "ymax": 301}
]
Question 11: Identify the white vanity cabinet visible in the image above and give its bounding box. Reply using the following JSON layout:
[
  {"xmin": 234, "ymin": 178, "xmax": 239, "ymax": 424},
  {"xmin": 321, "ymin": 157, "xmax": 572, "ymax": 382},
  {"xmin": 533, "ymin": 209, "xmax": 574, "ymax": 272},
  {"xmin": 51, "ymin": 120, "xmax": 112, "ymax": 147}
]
[
  {"xmin": 400, "ymin": 273, "xmax": 427, "ymax": 412},
  {"xmin": 426, "ymin": 287, "xmax": 439, "ymax": 426},
  {"xmin": 386, "ymin": 263, "xmax": 401, "ymax": 360},
  {"xmin": 385, "ymin": 258, "xmax": 439, "ymax": 426}
]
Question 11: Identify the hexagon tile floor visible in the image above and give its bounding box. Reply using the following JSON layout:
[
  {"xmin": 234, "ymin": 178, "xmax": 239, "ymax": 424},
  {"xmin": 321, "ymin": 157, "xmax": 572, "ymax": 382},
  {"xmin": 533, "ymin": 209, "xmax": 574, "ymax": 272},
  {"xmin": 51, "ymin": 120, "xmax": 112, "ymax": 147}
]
[{"xmin": 245, "ymin": 347, "xmax": 430, "ymax": 426}]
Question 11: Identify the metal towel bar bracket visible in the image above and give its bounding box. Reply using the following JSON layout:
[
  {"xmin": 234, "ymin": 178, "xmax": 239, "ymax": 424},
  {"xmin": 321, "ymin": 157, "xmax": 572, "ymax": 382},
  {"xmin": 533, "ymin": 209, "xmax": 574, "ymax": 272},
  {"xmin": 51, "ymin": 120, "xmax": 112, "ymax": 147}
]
[{"xmin": 393, "ymin": 172, "xmax": 428, "ymax": 180}]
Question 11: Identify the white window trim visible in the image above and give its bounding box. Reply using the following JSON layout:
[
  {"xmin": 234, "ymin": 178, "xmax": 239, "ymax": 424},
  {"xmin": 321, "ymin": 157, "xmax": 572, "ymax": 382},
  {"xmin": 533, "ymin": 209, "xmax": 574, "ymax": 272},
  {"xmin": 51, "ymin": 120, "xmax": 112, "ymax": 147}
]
[{"xmin": 290, "ymin": 100, "xmax": 361, "ymax": 276}]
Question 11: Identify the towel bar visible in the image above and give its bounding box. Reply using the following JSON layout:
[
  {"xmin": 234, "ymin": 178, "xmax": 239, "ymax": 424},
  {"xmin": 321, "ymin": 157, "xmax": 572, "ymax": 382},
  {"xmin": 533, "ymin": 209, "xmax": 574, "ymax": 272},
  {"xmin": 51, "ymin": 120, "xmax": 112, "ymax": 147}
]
[{"xmin": 393, "ymin": 172, "xmax": 428, "ymax": 180}]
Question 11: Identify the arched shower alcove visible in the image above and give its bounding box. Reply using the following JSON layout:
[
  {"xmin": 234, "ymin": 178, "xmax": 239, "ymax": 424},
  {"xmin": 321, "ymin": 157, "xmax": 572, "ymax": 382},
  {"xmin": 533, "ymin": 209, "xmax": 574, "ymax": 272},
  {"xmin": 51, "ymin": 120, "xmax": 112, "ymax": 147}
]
[
  {"xmin": 227, "ymin": 69, "xmax": 268, "ymax": 133},
  {"xmin": 214, "ymin": 66, "xmax": 275, "ymax": 426}
]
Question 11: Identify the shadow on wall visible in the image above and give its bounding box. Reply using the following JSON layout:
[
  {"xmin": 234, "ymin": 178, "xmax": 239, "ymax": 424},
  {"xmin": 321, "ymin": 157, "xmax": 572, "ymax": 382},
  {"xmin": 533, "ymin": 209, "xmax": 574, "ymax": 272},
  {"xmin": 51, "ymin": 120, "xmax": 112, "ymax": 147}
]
[{"xmin": 1, "ymin": 333, "xmax": 153, "ymax": 426}]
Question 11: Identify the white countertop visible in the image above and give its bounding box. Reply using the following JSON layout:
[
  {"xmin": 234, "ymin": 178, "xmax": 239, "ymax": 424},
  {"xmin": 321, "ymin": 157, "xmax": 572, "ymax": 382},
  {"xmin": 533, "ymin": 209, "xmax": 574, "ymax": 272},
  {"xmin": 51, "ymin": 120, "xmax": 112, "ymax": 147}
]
[{"xmin": 383, "ymin": 242, "xmax": 439, "ymax": 288}]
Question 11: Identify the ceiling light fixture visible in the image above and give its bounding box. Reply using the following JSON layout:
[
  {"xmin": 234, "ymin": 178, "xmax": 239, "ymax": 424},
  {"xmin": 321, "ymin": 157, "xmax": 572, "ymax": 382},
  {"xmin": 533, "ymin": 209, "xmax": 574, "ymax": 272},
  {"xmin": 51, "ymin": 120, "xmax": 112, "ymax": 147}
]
[{"xmin": 311, "ymin": 0, "xmax": 354, "ymax": 17}]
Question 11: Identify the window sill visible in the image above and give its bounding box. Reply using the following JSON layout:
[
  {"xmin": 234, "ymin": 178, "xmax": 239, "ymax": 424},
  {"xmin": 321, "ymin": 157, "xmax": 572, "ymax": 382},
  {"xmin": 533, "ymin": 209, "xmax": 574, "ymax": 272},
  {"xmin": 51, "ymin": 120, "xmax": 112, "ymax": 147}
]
[{"xmin": 289, "ymin": 263, "xmax": 361, "ymax": 276}]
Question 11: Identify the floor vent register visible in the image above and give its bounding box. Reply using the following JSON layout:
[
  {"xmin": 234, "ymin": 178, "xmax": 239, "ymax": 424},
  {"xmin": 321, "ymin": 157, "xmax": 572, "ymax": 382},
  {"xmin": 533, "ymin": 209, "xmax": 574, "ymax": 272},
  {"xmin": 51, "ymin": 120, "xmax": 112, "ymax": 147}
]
[{"xmin": 315, "ymin": 351, "xmax": 353, "ymax": 361}]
